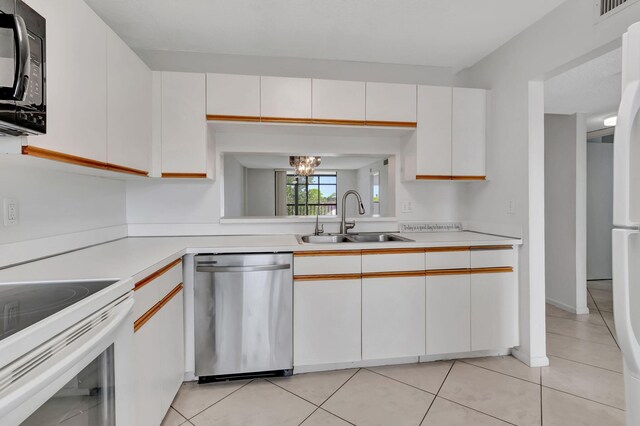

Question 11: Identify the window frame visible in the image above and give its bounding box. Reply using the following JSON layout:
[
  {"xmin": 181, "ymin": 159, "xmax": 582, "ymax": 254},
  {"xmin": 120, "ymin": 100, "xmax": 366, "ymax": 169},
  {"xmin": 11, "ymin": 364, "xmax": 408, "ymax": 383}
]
[{"xmin": 285, "ymin": 172, "xmax": 338, "ymax": 216}]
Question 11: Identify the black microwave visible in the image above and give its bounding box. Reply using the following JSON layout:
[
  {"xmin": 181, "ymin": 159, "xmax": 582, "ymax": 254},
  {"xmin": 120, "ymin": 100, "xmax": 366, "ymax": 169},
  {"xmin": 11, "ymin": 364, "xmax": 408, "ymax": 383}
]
[{"xmin": 0, "ymin": 0, "xmax": 45, "ymax": 136}]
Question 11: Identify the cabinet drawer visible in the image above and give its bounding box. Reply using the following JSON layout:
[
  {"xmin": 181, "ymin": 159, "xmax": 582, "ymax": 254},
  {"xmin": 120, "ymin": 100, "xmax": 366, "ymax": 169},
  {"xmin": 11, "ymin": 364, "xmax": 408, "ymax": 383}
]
[
  {"xmin": 426, "ymin": 250, "xmax": 470, "ymax": 270},
  {"xmin": 133, "ymin": 259, "xmax": 183, "ymax": 321},
  {"xmin": 294, "ymin": 252, "xmax": 361, "ymax": 276},
  {"xmin": 362, "ymin": 249, "xmax": 424, "ymax": 273},
  {"xmin": 470, "ymin": 247, "xmax": 516, "ymax": 269}
]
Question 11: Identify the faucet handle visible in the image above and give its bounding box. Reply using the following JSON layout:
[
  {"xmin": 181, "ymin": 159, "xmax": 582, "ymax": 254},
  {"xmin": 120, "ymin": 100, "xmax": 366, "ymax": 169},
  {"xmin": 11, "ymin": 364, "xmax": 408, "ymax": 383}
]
[{"xmin": 344, "ymin": 220, "xmax": 356, "ymax": 232}]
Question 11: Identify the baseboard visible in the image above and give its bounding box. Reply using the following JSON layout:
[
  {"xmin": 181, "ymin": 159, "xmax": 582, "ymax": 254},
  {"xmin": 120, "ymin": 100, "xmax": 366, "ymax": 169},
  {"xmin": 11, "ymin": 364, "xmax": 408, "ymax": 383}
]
[
  {"xmin": 546, "ymin": 297, "xmax": 589, "ymax": 315},
  {"xmin": 293, "ymin": 349, "xmax": 513, "ymax": 374},
  {"xmin": 0, "ymin": 225, "xmax": 128, "ymax": 269},
  {"xmin": 512, "ymin": 348, "xmax": 550, "ymax": 367}
]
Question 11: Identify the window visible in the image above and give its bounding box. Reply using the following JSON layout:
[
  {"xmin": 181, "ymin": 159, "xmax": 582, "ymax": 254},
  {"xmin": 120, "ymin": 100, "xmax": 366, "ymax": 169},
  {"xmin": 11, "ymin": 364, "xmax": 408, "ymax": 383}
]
[{"xmin": 286, "ymin": 173, "xmax": 337, "ymax": 216}]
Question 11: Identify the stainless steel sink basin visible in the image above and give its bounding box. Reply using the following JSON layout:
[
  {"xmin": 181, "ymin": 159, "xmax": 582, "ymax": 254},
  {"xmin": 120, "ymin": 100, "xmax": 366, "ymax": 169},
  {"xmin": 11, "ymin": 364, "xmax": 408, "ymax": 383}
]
[
  {"xmin": 299, "ymin": 235, "xmax": 352, "ymax": 244},
  {"xmin": 347, "ymin": 233, "xmax": 412, "ymax": 243},
  {"xmin": 297, "ymin": 233, "xmax": 414, "ymax": 244}
]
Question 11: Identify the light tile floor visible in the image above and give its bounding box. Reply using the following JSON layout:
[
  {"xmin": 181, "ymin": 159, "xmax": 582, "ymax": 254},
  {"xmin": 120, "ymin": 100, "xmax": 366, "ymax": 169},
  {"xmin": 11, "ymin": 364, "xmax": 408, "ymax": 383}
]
[{"xmin": 162, "ymin": 280, "xmax": 625, "ymax": 426}]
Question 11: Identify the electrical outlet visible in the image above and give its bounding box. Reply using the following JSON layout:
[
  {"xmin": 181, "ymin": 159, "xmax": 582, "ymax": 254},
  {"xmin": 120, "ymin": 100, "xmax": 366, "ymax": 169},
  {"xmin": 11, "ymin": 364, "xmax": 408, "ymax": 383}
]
[
  {"xmin": 506, "ymin": 200, "xmax": 515, "ymax": 215},
  {"xmin": 401, "ymin": 201, "xmax": 413, "ymax": 213},
  {"xmin": 3, "ymin": 198, "xmax": 18, "ymax": 226}
]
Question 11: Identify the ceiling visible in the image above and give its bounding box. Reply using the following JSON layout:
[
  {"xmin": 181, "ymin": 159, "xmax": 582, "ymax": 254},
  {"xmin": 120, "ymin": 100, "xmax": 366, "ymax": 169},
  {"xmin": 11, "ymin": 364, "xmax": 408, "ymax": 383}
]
[
  {"xmin": 85, "ymin": 0, "xmax": 566, "ymax": 69},
  {"xmin": 230, "ymin": 154, "xmax": 387, "ymax": 170},
  {"xmin": 544, "ymin": 48, "xmax": 622, "ymax": 132}
]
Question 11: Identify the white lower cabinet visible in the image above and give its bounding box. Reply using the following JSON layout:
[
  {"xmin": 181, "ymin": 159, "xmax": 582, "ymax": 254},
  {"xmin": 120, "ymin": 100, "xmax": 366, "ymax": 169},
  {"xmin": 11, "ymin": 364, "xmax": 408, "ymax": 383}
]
[
  {"xmin": 294, "ymin": 279, "xmax": 361, "ymax": 366},
  {"xmin": 471, "ymin": 272, "xmax": 519, "ymax": 351},
  {"xmin": 158, "ymin": 291, "xmax": 185, "ymax": 410},
  {"xmin": 426, "ymin": 274, "xmax": 471, "ymax": 355},
  {"xmin": 134, "ymin": 314, "xmax": 163, "ymax": 426},
  {"xmin": 362, "ymin": 276, "xmax": 426, "ymax": 360}
]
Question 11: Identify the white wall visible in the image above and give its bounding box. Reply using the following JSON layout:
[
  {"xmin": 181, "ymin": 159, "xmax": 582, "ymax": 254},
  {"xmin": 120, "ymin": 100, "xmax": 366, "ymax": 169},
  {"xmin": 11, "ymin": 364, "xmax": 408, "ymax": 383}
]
[
  {"xmin": 245, "ymin": 169, "xmax": 276, "ymax": 216},
  {"xmin": 222, "ymin": 154, "xmax": 246, "ymax": 217},
  {"xmin": 136, "ymin": 50, "xmax": 454, "ymax": 87},
  {"xmin": 587, "ymin": 141, "xmax": 614, "ymax": 280},
  {"xmin": 544, "ymin": 114, "xmax": 588, "ymax": 314},
  {"xmin": 357, "ymin": 158, "xmax": 390, "ymax": 217},
  {"xmin": 455, "ymin": 0, "xmax": 640, "ymax": 366},
  {"xmin": 0, "ymin": 161, "xmax": 127, "ymax": 267}
]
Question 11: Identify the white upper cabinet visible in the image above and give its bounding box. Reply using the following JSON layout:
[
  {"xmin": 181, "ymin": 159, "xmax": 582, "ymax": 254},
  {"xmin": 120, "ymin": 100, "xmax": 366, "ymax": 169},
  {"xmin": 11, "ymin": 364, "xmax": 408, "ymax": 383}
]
[
  {"xmin": 160, "ymin": 72, "xmax": 208, "ymax": 176},
  {"xmin": 261, "ymin": 76, "xmax": 312, "ymax": 119},
  {"xmin": 25, "ymin": 0, "xmax": 107, "ymax": 162},
  {"xmin": 312, "ymin": 79, "xmax": 365, "ymax": 122},
  {"xmin": 365, "ymin": 82, "xmax": 417, "ymax": 123},
  {"xmin": 416, "ymin": 85, "xmax": 452, "ymax": 177},
  {"xmin": 106, "ymin": 28, "xmax": 152, "ymax": 173},
  {"xmin": 206, "ymin": 73, "xmax": 261, "ymax": 118},
  {"xmin": 452, "ymin": 88, "xmax": 487, "ymax": 177}
]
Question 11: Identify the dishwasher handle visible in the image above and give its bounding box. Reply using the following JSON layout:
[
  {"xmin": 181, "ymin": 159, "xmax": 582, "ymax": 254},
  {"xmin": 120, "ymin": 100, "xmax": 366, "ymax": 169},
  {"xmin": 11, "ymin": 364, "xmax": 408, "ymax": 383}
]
[{"xmin": 196, "ymin": 264, "xmax": 291, "ymax": 273}]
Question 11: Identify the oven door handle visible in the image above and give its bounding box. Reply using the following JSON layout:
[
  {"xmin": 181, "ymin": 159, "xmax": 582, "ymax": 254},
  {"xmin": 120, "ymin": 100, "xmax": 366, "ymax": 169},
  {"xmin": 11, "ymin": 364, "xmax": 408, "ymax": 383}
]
[
  {"xmin": 196, "ymin": 264, "xmax": 291, "ymax": 273},
  {"xmin": 0, "ymin": 14, "xmax": 30, "ymax": 101}
]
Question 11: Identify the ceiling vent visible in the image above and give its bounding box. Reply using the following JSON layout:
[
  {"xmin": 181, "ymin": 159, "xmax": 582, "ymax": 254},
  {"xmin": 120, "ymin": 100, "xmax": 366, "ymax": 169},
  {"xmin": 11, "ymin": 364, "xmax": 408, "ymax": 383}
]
[{"xmin": 599, "ymin": 0, "xmax": 640, "ymax": 16}]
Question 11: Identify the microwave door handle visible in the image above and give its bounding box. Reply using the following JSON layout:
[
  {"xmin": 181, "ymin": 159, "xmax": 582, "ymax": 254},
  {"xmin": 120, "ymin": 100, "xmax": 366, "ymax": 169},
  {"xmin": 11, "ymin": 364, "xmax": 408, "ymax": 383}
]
[{"xmin": 0, "ymin": 14, "xmax": 30, "ymax": 101}]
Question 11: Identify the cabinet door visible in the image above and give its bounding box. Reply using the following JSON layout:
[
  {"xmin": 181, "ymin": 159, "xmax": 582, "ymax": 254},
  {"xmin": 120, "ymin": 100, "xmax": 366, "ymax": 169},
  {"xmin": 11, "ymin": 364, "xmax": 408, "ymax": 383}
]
[
  {"xmin": 134, "ymin": 316, "xmax": 164, "ymax": 426},
  {"xmin": 312, "ymin": 79, "xmax": 365, "ymax": 122},
  {"xmin": 106, "ymin": 28, "xmax": 151, "ymax": 172},
  {"xmin": 365, "ymin": 82, "xmax": 417, "ymax": 123},
  {"xmin": 362, "ymin": 276, "xmax": 426, "ymax": 359},
  {"xmin": 452, "ymin": 88, "xmax": 487, "ymax": 177},
  {"xmin": 426, "ymin": 274, "xmax": 471, "ymax": 355},
  {"xmin": 261, "ymin": 76, "xmax": 311, "ymax": 119},
  {"xmin": 159, "ymin": 290, "xmax": 185, "ymax": 411},
  {"xmin": 161, "ymin": 72, "xmax": 207, "ymax": 175},
  {"xmin": 206, "ymin": 73, "xmax": 261, "ymax": 118},
  {"xmin": 25, "ymin": 0, "xmax": 107, "ymax": 162},
  {"xmin": 471, "ymin": 272, "xmax": 518, "ymax": 351},
  {"xmin": 294, "ymin": 279, "xmax": 361, "ymax": 366},
  {"xmin": 416, "ymin": 86, "xmax": 452, "ymax": 177}
]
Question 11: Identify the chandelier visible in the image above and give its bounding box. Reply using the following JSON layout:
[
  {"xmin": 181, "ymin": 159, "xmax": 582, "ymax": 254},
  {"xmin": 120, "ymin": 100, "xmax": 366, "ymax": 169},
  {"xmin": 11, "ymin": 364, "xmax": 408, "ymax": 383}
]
[{"xmin": 289, "ymin": 156, "xmax": 321, "ymax": 177}]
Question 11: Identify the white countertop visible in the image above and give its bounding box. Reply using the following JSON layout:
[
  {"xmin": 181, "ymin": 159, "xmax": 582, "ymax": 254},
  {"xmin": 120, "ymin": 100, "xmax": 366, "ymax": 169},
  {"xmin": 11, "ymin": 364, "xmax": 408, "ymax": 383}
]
[{"xmin": 0, "ymin": 232, "xmax": 521, "ymax": 284}]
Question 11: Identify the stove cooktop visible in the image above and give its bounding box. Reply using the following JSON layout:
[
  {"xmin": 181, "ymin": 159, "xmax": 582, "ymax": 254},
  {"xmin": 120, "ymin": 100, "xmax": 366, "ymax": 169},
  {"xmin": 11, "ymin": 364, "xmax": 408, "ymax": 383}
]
[{"xmin": 0, "ymin": 280, "xmax": 118, "ymax": 341}]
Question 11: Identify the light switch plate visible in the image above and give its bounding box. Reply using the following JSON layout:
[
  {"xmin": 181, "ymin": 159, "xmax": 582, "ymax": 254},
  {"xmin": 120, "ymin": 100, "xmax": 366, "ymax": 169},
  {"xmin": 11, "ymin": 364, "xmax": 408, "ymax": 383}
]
[
  {"xmin": 401, "ymin": 201, "xmax": 413, "ymax": 213},
  {"xmin": 3, "ymin": 198, "xmax": 18, "ymax": 226},
  {"xmin": 506, "ymin": 200, "xmax": 515, "ymax": 215}
]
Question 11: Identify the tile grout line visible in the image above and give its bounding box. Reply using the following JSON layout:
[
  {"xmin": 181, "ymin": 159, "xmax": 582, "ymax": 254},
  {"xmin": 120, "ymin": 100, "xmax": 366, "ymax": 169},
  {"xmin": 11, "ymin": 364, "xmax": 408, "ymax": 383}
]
[
  {"xmin": 588, "ymin": 287, "xmax": 620, "ymax": 350},
  {"xmin": 540, "ymin": 383, "xmax": 626, "ymax": 412},
  {"xmin": 546, "ymin": 312, "xmax": 610, "ymax": 329},
  {"xmin": 418, "ymin": 360, "xmax": 456, "ymax": 425},
  {"xmin": 315, "ymin": 369, "xmax": 360, "ymax": 426},
  {"xmin": 296, "ymin": 407, "xmax": 320, "ymax": 426},
  {"xmin": 545, "ymin": 330, "xmax": 618, "ymax": 348},
  {"xmin": 434, "ymin": 395, "xmax": 518, "ymax": 426},
  {"xmin": 545, "ymin": 353, "xmax": 623, "ymax": 375},
  {"xmin": 179, "ymin": 378, "xmax": 255, "ymax": 420},
  {"xmin": 364, "ymin": 367, "xmax": 439, "ymax": 396},
  {"xmin": 458, "ymin": 359, "xmax": 540, "ymax": 385},
  {"xmin": 540, "ymin": 368, "xmax": 543, "ymax": 426},
  {"xmin": 266, "ymin": 378, "xmax": 325, "ymax": 407}
]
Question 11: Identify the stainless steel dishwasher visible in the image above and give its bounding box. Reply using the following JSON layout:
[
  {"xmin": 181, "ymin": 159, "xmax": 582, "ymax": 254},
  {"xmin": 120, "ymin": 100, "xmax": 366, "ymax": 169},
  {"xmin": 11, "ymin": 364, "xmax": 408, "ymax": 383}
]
[{"xmin": 194, "ymin": 253, "xmax": 293, "ymax": 381}]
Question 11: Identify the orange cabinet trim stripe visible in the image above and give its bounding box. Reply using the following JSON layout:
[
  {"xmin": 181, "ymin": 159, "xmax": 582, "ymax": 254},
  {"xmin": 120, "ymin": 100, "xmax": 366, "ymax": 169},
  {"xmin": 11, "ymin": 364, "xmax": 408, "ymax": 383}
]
[
  {"xmin": 416, "ymin": 175, "xmax": 453, "ymax": 181},
  {"xmin": 294, "ymin": 273, "xmax": 362, "ymax": 281},
  {"xmin": 207, "ymin": 115, "xmax": 416, "ymax": 128},
  {"xmin": 294, "ymin": 250, "xmax": 362, "ymax": 257},
  {"xmin": 365, "ymin": 120, "xmax": 417, "ymax": 128},
  {"xmin": 469, "ymin": 267, "xmax": 514, "ymax": 274},
  {"xmin": 451, "ymin": 176, "xmax": 487, "ymax": 181},
  {"xmin": 426, "ymin": 268, "xmax": 471, "ymax": 276},
  {"xmin": 362, "ymin": 270, "xmax": 426, "ymax": 279},
  {"xmin": 161, "ymin": 172, "xmax": 208, "ymax": 179},
  {"xmin": 361, "ymin": 248, "xmax": 425, "ymax": 255},
  {"xmin": 134, "ymin": 258, "xmax": 182, "ymax": 291},
  {"xmin": 206, "ymin": 114, "xmax": 261, "ymax": 122},
  {"xmin": 470, "ymin": 245, "xmax": 514, "ymax": 251},
  {"xmin": 425, "ymin": 246, "xmax": 470, "ymax": 252},
  {"xmin": 134, "ymin": 283, "xmax": 183, "ymax": 332},
  {"xmin": 22, "ymin": 146, "xmax": 149, "ymax": 177}
]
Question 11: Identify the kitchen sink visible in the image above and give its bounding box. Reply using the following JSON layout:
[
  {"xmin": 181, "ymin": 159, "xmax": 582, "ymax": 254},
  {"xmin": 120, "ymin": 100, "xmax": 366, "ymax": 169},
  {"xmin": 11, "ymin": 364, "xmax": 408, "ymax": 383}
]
[{"xmin": 297, "ymin": 233, "xmax": 413, "ymax": 244}]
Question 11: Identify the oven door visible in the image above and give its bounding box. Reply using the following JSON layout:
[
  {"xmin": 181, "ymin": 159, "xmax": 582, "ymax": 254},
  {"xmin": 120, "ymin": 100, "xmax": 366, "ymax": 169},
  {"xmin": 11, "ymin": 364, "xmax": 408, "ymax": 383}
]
[{"xmin": 0, "ymin": 294, "xmax": 135, "ymax": 426}]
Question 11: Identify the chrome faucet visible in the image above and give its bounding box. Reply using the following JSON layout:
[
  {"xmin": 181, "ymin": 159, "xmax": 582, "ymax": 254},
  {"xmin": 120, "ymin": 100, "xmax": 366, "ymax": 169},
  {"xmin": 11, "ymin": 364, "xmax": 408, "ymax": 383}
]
[
  {"xmin": 340, "ymin": 190, "xmax": 366, "ymax": 234},
  {"xmin": 314, "ymin": 209, "xmax": 324, "ymax": 236}
]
